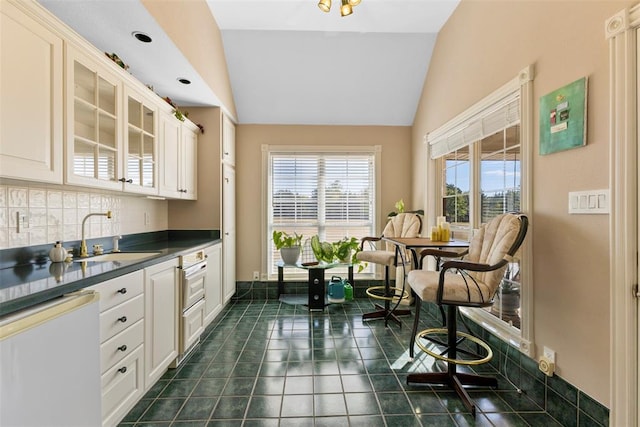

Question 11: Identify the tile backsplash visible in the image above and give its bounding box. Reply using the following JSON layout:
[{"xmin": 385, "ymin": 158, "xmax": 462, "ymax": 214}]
[{"xmin": 0, "ymin": 183, "xmax": 168, "ymax": 250}]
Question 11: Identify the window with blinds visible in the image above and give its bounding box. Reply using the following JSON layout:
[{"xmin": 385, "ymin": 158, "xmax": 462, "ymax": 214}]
[{"xmin": 267, "ymin": 148, "xmax": 376, "ymax": 277}]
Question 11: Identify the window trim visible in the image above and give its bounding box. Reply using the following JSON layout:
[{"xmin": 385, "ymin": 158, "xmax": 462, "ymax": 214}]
[
  {"xmin": 261, "ymin": 144, "xmax": 382, "ymax": 280},
  {"xmin": 423, "ymin": 65, "xmax": 534, "ymax": 357}
]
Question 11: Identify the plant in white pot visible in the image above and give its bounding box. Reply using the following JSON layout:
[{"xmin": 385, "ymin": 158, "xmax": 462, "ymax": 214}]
[{"xmin": 273, "ymin": 230, "xmax": 303, "ymax": 265}]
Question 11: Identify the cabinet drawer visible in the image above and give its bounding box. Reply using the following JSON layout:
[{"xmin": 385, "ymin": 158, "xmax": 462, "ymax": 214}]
[
  {"xmin": 89, "ymin": 270, "xmax": 144, "ymax": 313},
  {"xmin": 181, "ymin": 299, "xmax": 205, "ymax": 352},
  {"xmin": 100, "ymin": 319, "xmax": 144, "ymax": 374},
  {"xmin": 101, "ymin": 345, "xmax": 144, "ymax": 427},
  {"xmin": 99, "ymin": 294, "xmax": 144, "ymax": 343}
]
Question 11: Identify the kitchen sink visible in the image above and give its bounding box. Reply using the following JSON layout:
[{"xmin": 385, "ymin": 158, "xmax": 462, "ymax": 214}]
[{"xmin": 75, "ymin": 252, "xmax": 161, "ymax": 262}]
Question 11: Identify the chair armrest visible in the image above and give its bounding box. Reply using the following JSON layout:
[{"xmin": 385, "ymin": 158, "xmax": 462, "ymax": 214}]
[
  {"xmin": 360, "ymin": 236, "xmax": 381, "ymax": 250},
  {"xmin": 418, "ymin": 248, "xmax": 468, "ymax": 262},
  {"xmin": 440, "ymin": 258, "xmax": 506, "ymax": 274}
]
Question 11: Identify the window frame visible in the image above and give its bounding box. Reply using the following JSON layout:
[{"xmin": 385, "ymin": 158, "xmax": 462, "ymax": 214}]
[
  {"xmin": 261, "ymin": 144, "xmax": 381, "ymax": 280},
  {"xmin": 424, "ymin": 66, "xmax": 534, "ymax": 356}
]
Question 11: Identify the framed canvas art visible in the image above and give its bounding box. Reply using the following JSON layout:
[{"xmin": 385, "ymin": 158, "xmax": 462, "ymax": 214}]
[{"xmin": 539, "ymin": 77, "xmax": 588, "ymax": 155}]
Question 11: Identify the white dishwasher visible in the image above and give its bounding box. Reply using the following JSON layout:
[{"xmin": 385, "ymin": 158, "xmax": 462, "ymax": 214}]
[{"xmin": 0, "ymin": 290, "xmax": 102, "ymax": 427}]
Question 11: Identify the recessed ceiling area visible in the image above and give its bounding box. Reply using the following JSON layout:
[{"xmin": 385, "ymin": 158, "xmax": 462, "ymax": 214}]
[{"xmin": 38, "ymin": 0, "xmax": 459, "ymax": 125}]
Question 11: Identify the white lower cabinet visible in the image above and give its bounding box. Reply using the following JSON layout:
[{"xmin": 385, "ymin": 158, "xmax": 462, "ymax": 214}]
[
  {"xmin": 144, "ymin": 258, "xmax": 179, "ymax": 388},
  {"xmin": 204, "ymin": 243, "xmax": 223, "ymax": 327},
  {"xmin": 101, "ymin": 345, "xmax": 145, "ymax": 427},
  {"xmin": 87, "ymin": 270, "xmax": 145, "ymax": 427}
]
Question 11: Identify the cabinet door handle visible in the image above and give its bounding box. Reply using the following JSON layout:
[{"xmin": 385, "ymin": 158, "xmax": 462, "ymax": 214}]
[
  {"xmin": 117, "ymin": 288, "xmax": 127, "ymax": 294},
  {"xmin": 118, "ymin": 367, "xmax": 127, "ymax": 374},
  {"xmin": 117, "ymin": 316, "xmax": 127, "ymax": 323},
  {"xmin": 118, "ymin": 345, "xmax": 127, "ymax": 352},
  {"xmin": 119, "ymin": 178, "xmax": 133, "ymax": 183}
]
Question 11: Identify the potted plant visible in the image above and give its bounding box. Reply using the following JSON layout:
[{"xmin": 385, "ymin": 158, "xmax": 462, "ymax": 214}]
[
  {"xmin": 387, "ymin": 198, "xmax": 424, "ymax": 219},
  {"xmin": 491, "ymin": 280, "xmax": 521, "ymax": 328},
  {"xmin": 272, "ymin": 230, "xmax": 303, "ymax": 265},
  {"xmin": 310, "ymin": 235, "xmax": 367, "ymax": 273}
]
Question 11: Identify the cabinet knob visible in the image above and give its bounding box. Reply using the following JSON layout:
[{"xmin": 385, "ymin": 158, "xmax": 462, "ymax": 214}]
[
  {"xmin": 117, "ymin": 316, "xmax": 127, "ymax": 323},
  {"xmin": 118, "ymin": 345, "xmax": 127, "ymax": 352},
  {"xmin": 117, "ymin": 288, "xmax": 127, "ymax": 294},
  {"xmin": 118, "ymin": 367, "xmax": 127, "ymax": 374}
]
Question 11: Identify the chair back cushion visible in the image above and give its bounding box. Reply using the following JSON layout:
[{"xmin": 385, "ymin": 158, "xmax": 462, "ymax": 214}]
[
  {"xmin": 466, "ymin": 213, "xmax": 525, "ymax": 295},
  {"xmin": 382, "ymin": 213, "xmax": 421, "ymax": 251}
]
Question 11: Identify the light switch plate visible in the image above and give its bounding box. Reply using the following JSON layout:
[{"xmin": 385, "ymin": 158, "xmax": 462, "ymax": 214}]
[{"xmin": 568, "ymin": 189, "xmax": 609, "ymax": 214}]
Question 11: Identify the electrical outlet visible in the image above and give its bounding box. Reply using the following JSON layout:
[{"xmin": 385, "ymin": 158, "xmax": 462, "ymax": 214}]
[
  {"xmin": 539, "ymin": 346, "xmax": 556, "ymax": 377},
  {"xmin": 543, "ymin": 346, "xmax": 556, "ymax": 364},
  {"xmin": 253, "ymin": 271, "xmax": 260, "ymax": 281}
]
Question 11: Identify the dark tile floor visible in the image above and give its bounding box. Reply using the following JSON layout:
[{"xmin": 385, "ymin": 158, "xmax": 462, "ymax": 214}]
[{"xmin": 119, "ymin": 299, "xmax": 563, "ymax": 426}]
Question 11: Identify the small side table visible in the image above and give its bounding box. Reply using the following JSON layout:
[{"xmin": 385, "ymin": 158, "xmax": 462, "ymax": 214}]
[{"xmin": 277, "ymin": 263, "xmax": 354, "ymax": 311}]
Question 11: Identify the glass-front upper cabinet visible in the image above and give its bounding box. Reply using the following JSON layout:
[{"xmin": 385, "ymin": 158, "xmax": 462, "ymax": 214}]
[
  {"xmin": 124, "ymin": 87, "xmax": 157, "ymax": 195},
  {"xmin": 65, "ymin": 46, "xmax": 122, "ymax": 190}
]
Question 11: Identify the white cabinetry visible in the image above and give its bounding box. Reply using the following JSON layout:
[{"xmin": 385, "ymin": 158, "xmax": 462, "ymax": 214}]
[
  {"xmin": 204, "ymin": 243, "xmax": 223, "ymax": 326},
  {"xmin": 123, "ymin": 86, "xmax": 158, "ymax": 195},
  {"xmin": 0, "ymin": 0, "xmax": 63, "ymax": 184},
  {"xmin": 222, "ymin": 163, "xmax": 236, "ymax": 303},
  {"xmin": 65, "ymin": 45, "xmax": 123, "ymax": 191},
  {"xmin": 222, "ymin": 113, "xmax": 236, "ymax": 166},
  {"xmin": 144, "ymin": 258, "xmax": 179, "ymax": 388},
  {"xmin": 87, "ymin": 270, "xmax": 145, "ymax": 427},
  {"xmin": 159, "ymin": 110, "xmax": 198, "ymax": 200}
]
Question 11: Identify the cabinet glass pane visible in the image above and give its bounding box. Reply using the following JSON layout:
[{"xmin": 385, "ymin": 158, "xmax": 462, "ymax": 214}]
[
  {"xmin": 98, "ymin": 113, "xmax": 116, "ymax": 149},
  {"xmin": 73, "ymin": 140, "xmax": 95, "ymax": 177},
  {"xmin": 128, "ymin": 129, "xmax": 141, "ymax": 156},
  {"xmin": 143, "ymin": 134, "xmax": 154, "ymax": 159},
  {"xmin": 74, "ymin": 101, "xmax": 96, "ymax": 141},
  {"xmin": 74, "ymin": 62, "xmax": 95, "ymax": 105},
  {"xmin": 143, "ymin": 106, "xmax": 154, "ymax": 133},
  {"xmin": 128, "ymin": 97, "xmax": 141, "ymax": 128},
  {"xmin": 97, "ymin": 147, "xmax": 116, "ymax": 180},
  {"xmin": 142, "ymin": 160, "xmax": 154, "ymax": 187},
  {"xmin": 98, "ymin": 76, "xmax": 116, "ymax": 115},
  {"xmin": 127, "ymin": 157, "xmax": 141, "ymax": 185}
]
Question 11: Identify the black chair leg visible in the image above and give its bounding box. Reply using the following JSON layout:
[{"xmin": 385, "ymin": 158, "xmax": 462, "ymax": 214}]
[
  {"xmin": 407, "ymin": 305, "xmax": 497, "ymax": 418},
  {"xmin": 409, "ymin": 298, "xmax": 421, "ymax": 359},
  {"xmin": 362, "ymin": 265, "xmax": 410, "ymax": 327}
]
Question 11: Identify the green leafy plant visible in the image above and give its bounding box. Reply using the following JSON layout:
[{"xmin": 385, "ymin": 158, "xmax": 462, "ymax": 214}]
[
  {"xmin": 272, "ymin": 230, "xmax": 303, "ymax": 250},
  {"xmin": 311, "ymin": 235, "xmax": 367, "ymax": 273}
]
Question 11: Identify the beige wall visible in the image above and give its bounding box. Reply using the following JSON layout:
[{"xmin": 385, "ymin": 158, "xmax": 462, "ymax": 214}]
[
  {"xmin": 236, "ymin": 125, "xmax": 412, "ymax": 281},
  {"xmin": 142, "ymin": 0, "xmax": 237, "ymax": 120},
  {"xmin": 168, "ymin": 107, "xmax": 222, "ymax": 230},
  {"xmin": 412, "ymin": 0, "xmax": 635, "ymax": 406}
]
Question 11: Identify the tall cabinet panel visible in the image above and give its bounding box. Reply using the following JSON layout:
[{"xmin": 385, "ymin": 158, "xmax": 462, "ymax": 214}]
[
  {"xmin": 222, "ymin": 114, "xmax": 236, "ymax": 303},
  {"xmin": 65, "ymin": 46, "xmax": 122, "ymax": 191},
  {"xmin": 0, "ymin": 0, "xmax": 63, "ymax": 184}
]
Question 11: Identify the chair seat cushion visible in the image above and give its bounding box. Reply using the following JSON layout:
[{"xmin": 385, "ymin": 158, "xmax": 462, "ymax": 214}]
[
  {"xmin": 356, "ymin": 250, "xmax": 395, "ymax": 266},
  {"xmin": 407, "ymin": 270, "xmax": 493, "ymax": 305}
]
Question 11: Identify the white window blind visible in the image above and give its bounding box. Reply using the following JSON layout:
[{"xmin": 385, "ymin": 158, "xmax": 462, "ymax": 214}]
[
  {"xmin": 267, "ymin": 147, "xmax": 376, "ymax": 276},
  {"xmin": 428, "ymin": 83, "xmax": 521, "ymax": 159}
]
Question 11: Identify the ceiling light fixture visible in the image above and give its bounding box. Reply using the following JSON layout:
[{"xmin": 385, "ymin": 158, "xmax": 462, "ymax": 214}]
[
  {"xmin": 132, "ymin": 31, "xmax": 152, "ymax": 43},
  {"xmin": 318, "ymin": 0, "xmax": 361, "ymax": 17}
]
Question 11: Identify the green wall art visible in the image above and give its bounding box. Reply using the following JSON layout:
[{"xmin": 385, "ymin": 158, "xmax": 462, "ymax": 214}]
[{"xmin": 539, "ymin": 77, "xmax": 588, "ymax": 155}]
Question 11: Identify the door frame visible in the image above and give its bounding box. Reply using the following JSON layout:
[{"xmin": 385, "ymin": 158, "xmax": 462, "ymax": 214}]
[{"xmin": 606, "ymin": 4, "xmax": 640, "ymax": 426}]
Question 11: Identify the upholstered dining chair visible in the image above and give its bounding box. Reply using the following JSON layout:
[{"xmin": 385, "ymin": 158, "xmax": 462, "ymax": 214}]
[
  {"xmin": 356, "ymin": 212, "xmax": 422, "ymax": 326},
  {"xmin": 406, "ymin": 212, "xmax": 528, "ymax": 417}
]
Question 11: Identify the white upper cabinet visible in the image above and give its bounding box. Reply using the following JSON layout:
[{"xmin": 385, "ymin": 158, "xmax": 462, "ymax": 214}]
[
  {"xmin": 123, "ymin": 87, "xmax": 158, "ymax": 195},
  {"xmin": 0, "ymin": 0, "xmax": 63, "ymax": 184},
  {"xmin": 65, "ymin": 45, "xmax": 123, "ymax": 191},
  {"xmin": 158, "ymin": 110, "xmax": 198, "ymax": 200},
  {"xmin": 222, "ymin": 113, "xmax": 235, "ymax": 166}
]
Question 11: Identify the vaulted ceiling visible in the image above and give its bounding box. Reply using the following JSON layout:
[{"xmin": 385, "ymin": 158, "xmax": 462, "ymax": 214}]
[{"xmin": 39, "ymin": 0, "xmax": 459, "ymax": 125}]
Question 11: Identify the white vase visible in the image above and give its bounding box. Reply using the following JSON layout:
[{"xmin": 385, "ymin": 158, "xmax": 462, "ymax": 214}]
[{"xmin": 280, "ymin": 246, "xmax": 301, "ymax": 265}]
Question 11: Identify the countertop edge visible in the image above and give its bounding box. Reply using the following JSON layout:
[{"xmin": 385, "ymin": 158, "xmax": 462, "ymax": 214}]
[{"xmin": 0, "ymin": 238, "xmax": 221, "ymax": 317}]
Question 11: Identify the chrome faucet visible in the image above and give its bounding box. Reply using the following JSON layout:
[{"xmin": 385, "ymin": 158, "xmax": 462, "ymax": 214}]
[{"xmin": 80, "ymin": 211, "xmax": 112, "ymax": 258}]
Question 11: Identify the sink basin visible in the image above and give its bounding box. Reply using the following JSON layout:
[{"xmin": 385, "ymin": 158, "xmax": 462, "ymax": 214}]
[{"xmin": 75, "ymin": 252, "xmax": 161, "ymax": 262}]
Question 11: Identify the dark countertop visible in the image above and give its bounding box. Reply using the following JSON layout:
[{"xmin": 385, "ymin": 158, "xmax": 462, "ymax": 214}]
[{"xmin": 0, "ymin": 232, "xmax": 221, "ymax": 317}]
